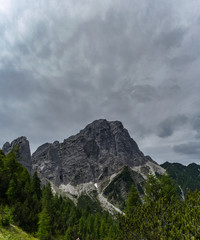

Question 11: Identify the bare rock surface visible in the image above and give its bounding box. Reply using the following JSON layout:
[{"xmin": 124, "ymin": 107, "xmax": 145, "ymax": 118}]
[
  {"xmin": 31, "ymin": 119, "xmax": 152, "ymax": 186},
  {"xmin": 2, "ymin": 136, "xmax": 32, "ymax": 173}
]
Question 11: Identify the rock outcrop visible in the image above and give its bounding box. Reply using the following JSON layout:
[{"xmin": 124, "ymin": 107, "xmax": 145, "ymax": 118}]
[{"xmin": 2, "ymin": 136, "xmax": 32, "ymax": 173}]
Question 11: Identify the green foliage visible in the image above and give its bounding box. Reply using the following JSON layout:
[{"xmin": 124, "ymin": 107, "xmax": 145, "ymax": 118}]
[
  {"xmin": 125, "ymin": 184, "xmax": 141, "ymax": 213},
  {"xmin": 31, "ymin": 172, "xmax": 42, "ymax": 200},
  {"xmin": 0, "ymin": 149, "xmax": 41, "ymax": 233},
  {"xmin": 0, "ymin": 205, "xmax": 13, "ymax": 226},
  {"xmin": 103, "ymin": 166, "xmax": 144, "ymax": 209},
  {"xmin": 144, "ymin": 173, "xmax": 177, "ymax": 204},
  {"xmin": 0, "ymin": 224, "xmax": 38, "ymax": 240},
  {"xmin": 118, "ymin": 174, "xmax": 200, "ymax": 240},
  {"xmin": 37, "ymin": 208, "xmax": 51, "ymax": 240},
  {"xmin": 77, "ymin": 194, "xmax": 102, "ymax": 213},
  {"xmin": 161, "ymin": 161, "xmax": 200, "ymax": 195}
]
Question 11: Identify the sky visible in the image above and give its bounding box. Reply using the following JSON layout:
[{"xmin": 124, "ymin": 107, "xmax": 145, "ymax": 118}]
[{"xmin": 0, "ymin": 0, "xmax": 200, "ymax": 165}]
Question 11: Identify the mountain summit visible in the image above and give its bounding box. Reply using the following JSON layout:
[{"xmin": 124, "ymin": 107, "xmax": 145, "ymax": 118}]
[
  {"xmin": 2, "ymin": 119, "xmax": 165, "ymax": 212},
  {"xmin": 32, "ymin": 119, "xmax": 150, "ymax": 186}
]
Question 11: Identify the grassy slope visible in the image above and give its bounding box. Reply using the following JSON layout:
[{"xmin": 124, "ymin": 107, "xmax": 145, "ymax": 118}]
[{"xmin": 0, "ymin": 225, "xmax": 38, "ymax": 240}]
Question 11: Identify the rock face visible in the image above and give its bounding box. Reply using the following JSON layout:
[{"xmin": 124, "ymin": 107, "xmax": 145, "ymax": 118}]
[
  {"xmin": 32, "ymin": 119, "xmax": 151, "ymax": 186},
  {"xmin": 2, "ymin": 136, "xmax": 32, "ymax": 173}
]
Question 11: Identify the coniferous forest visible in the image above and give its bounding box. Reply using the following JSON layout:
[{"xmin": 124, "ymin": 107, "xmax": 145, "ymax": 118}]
[{"xmin": 1, "ymin": 149, "xmax": 200, "ymax": 240}]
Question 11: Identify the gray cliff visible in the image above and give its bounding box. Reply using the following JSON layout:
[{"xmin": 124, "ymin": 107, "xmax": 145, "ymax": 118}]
[
  {"xmin": 2, "ymin": 136, "xmax": 32, "ymax": 173},
  {"xmin": 31, "ymin": 119, "xmax": 151, "ymax": 186}
]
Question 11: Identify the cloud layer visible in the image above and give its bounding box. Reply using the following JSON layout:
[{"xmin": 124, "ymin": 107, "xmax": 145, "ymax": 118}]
[{"xmin": 0, "ymin": 0, "xmax": 200, "ymax": 164}]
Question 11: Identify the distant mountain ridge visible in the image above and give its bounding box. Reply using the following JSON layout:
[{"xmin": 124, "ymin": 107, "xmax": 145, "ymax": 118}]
[
  {"xmin": 2, "ymin": 119, "xmax": 165, "ymax": 213},
  {"xmin": 161, "ymin": 161, "xmax": 200, "ymax": 198}
]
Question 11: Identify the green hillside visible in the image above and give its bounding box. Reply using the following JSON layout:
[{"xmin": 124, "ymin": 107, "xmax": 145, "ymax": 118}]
[
  {"xmin": 161, "ymin": 161, "xmax": 200, "ymax": 196},
  {"xmin": 0, "ymin": 225, "xmax": 38, "ymax": 240}
]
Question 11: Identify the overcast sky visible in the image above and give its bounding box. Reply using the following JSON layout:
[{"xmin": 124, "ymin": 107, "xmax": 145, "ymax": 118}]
[{"xmin": 0, "ymin": 0, "xmax": 200, "ymax": 165}]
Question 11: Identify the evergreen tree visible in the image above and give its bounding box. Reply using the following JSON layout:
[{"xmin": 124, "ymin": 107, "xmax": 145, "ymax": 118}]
[
  {"xmin": 31, "ymin": 171, "xmax": 42, "ymax": 200},
  {"xmin": 159, "ymin": 173, "xmax": 177, "ymax": 202},
  {"xmin": 125, "ymin": 184, "xmax": 141, "ymax": 213},
  {"xmin": 144, "ymin": 173, "xmax": 177, "ymax": 204},
  {"xmin": 65, "ymin": 226, "xmax": 73, "ymax": 240},
  {"xmin": 99, "ymin": 219, "xmax": 107, "ymax": 239},
  {"xmin": 6, "ymin": 179, "xmax": 18, "ymax": 204},
  {"xmin": 94, "ymin": 213, "xmax": 101, "ymax": 239},
  {"xmin": 144, "ymin": 173, "xmax": 161, "ymax": 203},
  {"xmin": 37, "ymin": 208, "xmax": 51, "ymax": 240}
]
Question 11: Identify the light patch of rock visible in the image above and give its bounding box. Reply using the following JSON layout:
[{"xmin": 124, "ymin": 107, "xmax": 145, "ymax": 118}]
[{"xmin": 132, "ymin": 161, "xmax": 165, "ymax": 179}]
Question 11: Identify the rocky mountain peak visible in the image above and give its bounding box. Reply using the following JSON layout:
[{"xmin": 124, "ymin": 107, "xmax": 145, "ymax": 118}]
[
  {"xmin": 31, "ymin": 119, "xmax": 149, "ymax": 186},
  {"xmin": 78, "ymin": 119, "xmax": 142, "ymax": 158}
]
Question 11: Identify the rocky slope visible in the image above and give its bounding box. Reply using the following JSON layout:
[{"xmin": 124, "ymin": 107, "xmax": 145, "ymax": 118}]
[{"xmin": 2, "ymin": 119, "xmax": 165, "ymax": 212}]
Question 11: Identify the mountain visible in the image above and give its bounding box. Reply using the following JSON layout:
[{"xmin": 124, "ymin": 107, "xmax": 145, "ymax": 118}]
[
  {"xmin": 161, "ymin": 161, "xmax": 200, "ymax": 198},
  {"xmin": 2, "ymin": 119, "xmax": 165, "ymax": 212}
]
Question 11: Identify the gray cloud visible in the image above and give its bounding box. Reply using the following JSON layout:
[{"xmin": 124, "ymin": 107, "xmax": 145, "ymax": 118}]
[
  {"xmin": 130, "ymin": 85, "xmax": 158, "ymax": 103},
  {"xmin": 158, "ymin": 115, "xmax": 188, "ymax": 138},
  {"xmin": 173, "ymin": 142, "xmax": 200, "ymax": 157},
  {"xmin": 0, "ymin": 0, "xmax": 200, "ymax": 164},
  {"xmin": 192, "ymin": 116, "xmax": 200, "ymax": 139},
  {"xmin": 0, "ymin": 68, "xmax": 39, "ymax": 101},
  {"xmin": 155, "ymin": 28, "xmax": 186, "ymax": 50}
]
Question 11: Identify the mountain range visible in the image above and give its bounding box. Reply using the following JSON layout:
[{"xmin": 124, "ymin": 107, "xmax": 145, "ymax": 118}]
[{"xmin": 2, "ymin": 119, "xmax": 199, "ymax": 212}]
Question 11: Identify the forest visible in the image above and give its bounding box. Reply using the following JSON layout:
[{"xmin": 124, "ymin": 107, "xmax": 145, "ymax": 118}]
[{"xmin": 0, "ymin": 149, "xmax": 200, "ymax": 240}]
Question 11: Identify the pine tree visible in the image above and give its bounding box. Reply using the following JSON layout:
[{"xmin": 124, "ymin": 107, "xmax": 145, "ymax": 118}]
[
  {"xmin": 6, "ymin": 179, "xmax": 18, "ymax": 204},
  {"xmin": 159, "ymin": 173, "xmax": 177, "ymax": 202},
  {"xmin": 31, "ymin": 171, "xmax": 42, "ymax": 200},
  {"xmin": 125, "ymin": 184, "xmax": 141, "ymax": 213},
  {"xmin": 94, "ymin": 213, "xmax": 100, "ymax": 239},
  {"xmin": 37, "ymin": 208, "xmax": 51, "ymax": 240},
  {"xmin": 99, "ymin": 219, "xmax": 106, "ymax": 239},
  {"xmin": 144, "ymin": 173, "xmax": 161, "ymax": 203},
  {"xmin": 65, "ymin": 226, "xmax": 73, "ymax": 240}
]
